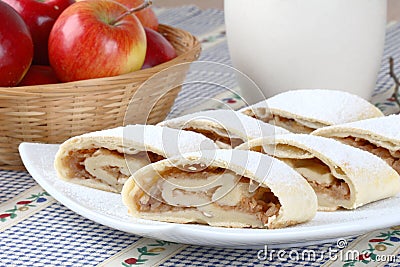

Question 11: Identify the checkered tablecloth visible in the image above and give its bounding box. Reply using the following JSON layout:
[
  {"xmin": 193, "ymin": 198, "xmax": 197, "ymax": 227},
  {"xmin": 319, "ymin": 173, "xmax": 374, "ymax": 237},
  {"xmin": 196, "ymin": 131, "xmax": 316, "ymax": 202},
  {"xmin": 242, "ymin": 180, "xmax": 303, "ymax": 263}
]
[{"xmin": 1, "ymin": 6, "xmax": 400, "ymax": 267}]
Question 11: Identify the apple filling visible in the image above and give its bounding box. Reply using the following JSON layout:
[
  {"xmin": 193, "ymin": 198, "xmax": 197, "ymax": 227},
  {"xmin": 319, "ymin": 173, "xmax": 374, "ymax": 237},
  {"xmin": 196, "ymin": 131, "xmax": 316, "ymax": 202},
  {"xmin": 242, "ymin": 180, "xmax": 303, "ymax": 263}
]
[
  {"xmin": 135, "ymin": 167, "xmax": 281, "ymax": 228},
  {"xmin": 62, "ymin": 148, "xmax": 164, "ymax": 192},
  {"xmin": 269, "ymin": 116, "xmax": 316, "ymax": 134},
  {"xmin": 282, "ymin": 158, "xmax": 351, "ymax": 210},
  {"xmin": 340, "ymin": 137, "xmax": 400, "ymax": 174},
  {"xmin": 243, "ymin": 110, "xmax": 315, "ymax": 134},
  {"xmin": 183, "ymin": 127, "xmax": 243, "ymax": 148}
]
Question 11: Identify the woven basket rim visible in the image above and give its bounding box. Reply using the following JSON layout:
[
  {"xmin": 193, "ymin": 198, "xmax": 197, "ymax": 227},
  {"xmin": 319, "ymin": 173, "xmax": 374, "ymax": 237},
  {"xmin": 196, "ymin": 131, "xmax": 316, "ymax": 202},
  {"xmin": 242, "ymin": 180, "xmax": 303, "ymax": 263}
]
[{"xmin": 0, "ymin": 24, "xmax": 200, "ymax": 93}]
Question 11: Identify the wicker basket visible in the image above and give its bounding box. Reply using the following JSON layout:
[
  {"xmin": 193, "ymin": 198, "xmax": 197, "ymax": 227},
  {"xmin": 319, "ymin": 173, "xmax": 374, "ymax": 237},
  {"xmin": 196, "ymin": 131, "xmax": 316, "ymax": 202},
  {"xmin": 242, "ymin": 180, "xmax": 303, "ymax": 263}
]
[{"xmin": 0, "ymin": 24, "xmax": 201, "ymax": 170}]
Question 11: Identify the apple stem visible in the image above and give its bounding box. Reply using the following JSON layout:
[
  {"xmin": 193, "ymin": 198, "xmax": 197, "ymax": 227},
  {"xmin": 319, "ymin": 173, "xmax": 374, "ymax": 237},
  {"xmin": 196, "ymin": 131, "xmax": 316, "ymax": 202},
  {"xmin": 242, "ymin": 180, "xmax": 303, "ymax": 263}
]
[{"xmin": 111, "ymin": 0, "xmax": 152, "ymax": 25}]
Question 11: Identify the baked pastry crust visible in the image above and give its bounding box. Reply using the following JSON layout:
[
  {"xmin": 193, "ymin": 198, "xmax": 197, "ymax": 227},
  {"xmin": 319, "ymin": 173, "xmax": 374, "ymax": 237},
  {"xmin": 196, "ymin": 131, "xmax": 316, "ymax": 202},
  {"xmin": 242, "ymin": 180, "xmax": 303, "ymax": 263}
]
[
  {"xmin": 237, "ymin": 134, "xmax": 400, "ymax": 211},
  {"xmin": 158, "ymin": 110, "xmax": 289, "ymax": 148},
  {"xmin": 240, "ymin": 89, "xmax": 384, "ymax": 133},
  {"xmin": 312, "ymin": 115, "xmax": 400, "ymax": 174},
  {"xmin": 54, "ymin": 125, "xmax": 217, "ymax": 193},
  {"xmin": 121, "ymin": 149, "xmax": 317, "ymax": 228}
]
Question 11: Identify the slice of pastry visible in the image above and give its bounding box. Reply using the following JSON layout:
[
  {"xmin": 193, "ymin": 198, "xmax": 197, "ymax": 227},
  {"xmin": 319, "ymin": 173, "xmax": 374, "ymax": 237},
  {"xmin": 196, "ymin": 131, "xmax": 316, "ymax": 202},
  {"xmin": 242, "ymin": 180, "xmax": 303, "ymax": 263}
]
[
  {"xmin": 54, "ymin": 125, "xmax": 217, "ymax": 193},
  {"xmin": 122, "ymin": 149, "xmax": 317, "ymax": 229},
  {"xmin": 158, "ymin": 110, "xmax": 290, "ymax": 149},
  {"xmin": 240, "ymin": 89, "xmax": 384, "ymax": 133},
  {"xmin": 237, "ymin": 134, "xmax": 400, "ymax": 211},
  {"xmin": 312, "ymin": 114, "xmax": 400, "ymax": 174}
]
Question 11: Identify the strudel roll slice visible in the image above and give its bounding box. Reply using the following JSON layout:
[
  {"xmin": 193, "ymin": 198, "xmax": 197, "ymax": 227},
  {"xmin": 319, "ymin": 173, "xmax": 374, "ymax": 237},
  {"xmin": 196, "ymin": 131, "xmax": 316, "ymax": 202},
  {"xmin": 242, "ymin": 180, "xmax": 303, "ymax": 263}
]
[
  {"xmin": 158, "ymin": 110, "xmax": 289, "ymax": 149},
  {"xmin": 54, "ymin": 125, "xmax": 216, "ymax": 193},
  {"xmin": 313, "ymin": 115, "xmax": 400, "ymax": 174},
  {"xmin": 237, "ymin": 134, "xmax": 400, "ymax": 211},
  {"xmin": 240, "ymin": 89, "xmax": 384, "ymax": 133},
  {"xmin": 121, "ymin": 149, "xmax": 317, "ymax": 228}
]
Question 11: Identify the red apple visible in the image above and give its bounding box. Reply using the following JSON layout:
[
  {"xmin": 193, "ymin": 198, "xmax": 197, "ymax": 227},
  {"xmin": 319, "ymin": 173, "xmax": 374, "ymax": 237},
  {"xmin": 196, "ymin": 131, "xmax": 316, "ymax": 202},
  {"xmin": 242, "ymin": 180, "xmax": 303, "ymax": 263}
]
[
  {"xmin": 0, "ymin": 1, "xmax": 33, "ymax": 87},
  {"xmin": 142, "ymin": 27, "xmax": 177, "ymax": 69},
  {"xmin": 3, "ymin": 0, "xmax": 75, "ymax": 65},
  {"xmin": 114, "ymin": 0, "xmax": 158, "ymax": 30},
  {"xmin": 18, "ymin": 65, "xmax": 59, "ymax": 86},
  {"xmin": 48, "ymin": 0, "xmax": 147, "ymax": 82},
  {"xmin": 79, "ymin": 0, "xmax": 158, "ymax": 30}
]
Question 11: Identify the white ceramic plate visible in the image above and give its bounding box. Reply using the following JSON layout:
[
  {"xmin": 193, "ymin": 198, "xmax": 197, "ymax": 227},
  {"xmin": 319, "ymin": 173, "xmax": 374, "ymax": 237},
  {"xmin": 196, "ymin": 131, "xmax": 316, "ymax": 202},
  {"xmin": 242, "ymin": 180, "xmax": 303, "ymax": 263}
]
[{"xmin": 19, "ymin": 142, "xmax": 400, "ymax": 249}]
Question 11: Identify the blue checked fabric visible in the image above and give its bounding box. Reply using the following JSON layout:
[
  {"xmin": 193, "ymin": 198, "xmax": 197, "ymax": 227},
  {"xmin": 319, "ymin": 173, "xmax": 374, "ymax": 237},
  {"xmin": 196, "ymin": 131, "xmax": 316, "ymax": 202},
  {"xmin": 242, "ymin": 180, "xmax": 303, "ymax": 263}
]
[{"xmin": 1, "ymin": 5, "xmax": 400, "ymax": 267}]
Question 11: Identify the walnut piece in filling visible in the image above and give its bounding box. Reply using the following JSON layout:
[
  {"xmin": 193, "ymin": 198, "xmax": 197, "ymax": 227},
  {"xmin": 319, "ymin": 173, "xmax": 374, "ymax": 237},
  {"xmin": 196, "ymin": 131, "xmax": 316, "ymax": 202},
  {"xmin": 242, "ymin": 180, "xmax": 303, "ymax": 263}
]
[
  {"xmin": 135, "ymin": 168, "xmax": 281, "ymax": 227},
  {"xmin": 340, "ymin": 137, "xmax": 400, "ymax": 174}
]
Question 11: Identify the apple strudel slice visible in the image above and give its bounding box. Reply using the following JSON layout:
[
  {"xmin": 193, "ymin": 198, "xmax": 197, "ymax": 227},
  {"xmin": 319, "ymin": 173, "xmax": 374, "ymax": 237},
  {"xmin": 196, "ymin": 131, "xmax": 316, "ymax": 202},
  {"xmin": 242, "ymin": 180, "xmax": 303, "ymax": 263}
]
[
  {"xmin": 158, "ymin": 110, "xmax": 290, "ymax": 149},
  {"xmin": 240, "ymin": 89, "xmax": 384, "ymax": 133},
  {"xmin": 237, "ymin": 134, "xmax": 400, "ymax": 211},
  {"xmin": 122, "ymin": 149, "xmax": 317, "ymax": 228},
  {"xmin": 54, "ymin": 125, "xmax": 217, "ymax": 193},
  {"xmin": 312, "ymin": 115, "xmax": 400, "ymax": 174}
]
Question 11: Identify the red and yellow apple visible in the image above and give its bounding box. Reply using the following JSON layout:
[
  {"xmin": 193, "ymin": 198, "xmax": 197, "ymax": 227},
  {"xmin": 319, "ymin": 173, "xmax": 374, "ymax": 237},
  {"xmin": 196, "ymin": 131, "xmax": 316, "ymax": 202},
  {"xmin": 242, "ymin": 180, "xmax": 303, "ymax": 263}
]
[
  {"xmin": 18, "ymin": 65, "xmax": 59, "ymax": 86},
  {"xmin": 79, "ymin": 0, "xmax": 159, "ymax": 30},
  {"xmin": 48, "ymin": 0, "xmax": 147, "ymax": 82},
  {"xmin": 3, "ymin": 0, "xmax": 75, "ymax": 65},
  {"xmin": 142, "ymin": 27, "xmax": 177, "ymax": 69},
  {"xmin": 0, "ymin": 1, "xmax": 33, "ymax": 87},
  {"xmin": 114, "ymin": 0, "xmax": 158, "ymax": 30}
]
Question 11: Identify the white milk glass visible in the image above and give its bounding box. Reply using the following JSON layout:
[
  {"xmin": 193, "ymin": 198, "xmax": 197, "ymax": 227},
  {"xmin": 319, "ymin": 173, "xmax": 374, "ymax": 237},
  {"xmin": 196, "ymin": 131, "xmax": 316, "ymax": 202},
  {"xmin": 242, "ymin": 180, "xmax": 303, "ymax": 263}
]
[{"xmin": 225, "ymin": 0, "xmax": 387, "ymax": 103}]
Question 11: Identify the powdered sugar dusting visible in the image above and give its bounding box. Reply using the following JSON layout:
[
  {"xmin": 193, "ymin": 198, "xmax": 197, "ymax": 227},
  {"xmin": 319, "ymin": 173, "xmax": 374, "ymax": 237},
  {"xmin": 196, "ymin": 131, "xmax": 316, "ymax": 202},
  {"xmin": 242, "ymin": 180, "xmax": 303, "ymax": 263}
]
[
  {"xmin": 159, "ymin": 110, "xmax": 289, "ymax": 141},
  {"xmin": 314, "ymin": 114, "xmax": 400, "ymax": 144},
  {"xmin": 273, "ymin": 134, "xmax": 397, "ymax": 183},
  {"xmin": 242, "ymin": 89, "xmax": 383, "ymax": 126},
  {"xmin": 168, "ymin": 149, "xmax": 309, "ymax": 189},
  {"xmin": 67, "ymin": 124, "xmax": 217, "ymax": 157},
  {"xmin": 55, "ymin": 178, "xmax": 129, "ymax": 218}
]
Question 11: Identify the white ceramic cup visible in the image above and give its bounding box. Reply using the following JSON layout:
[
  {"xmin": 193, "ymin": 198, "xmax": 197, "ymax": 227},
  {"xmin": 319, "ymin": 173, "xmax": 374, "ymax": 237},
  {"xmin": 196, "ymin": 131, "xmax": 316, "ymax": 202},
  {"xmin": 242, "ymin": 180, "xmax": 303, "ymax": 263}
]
[{"xmin": 225, "ymin": 0, "xmax": 387, "ymax": 104}]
